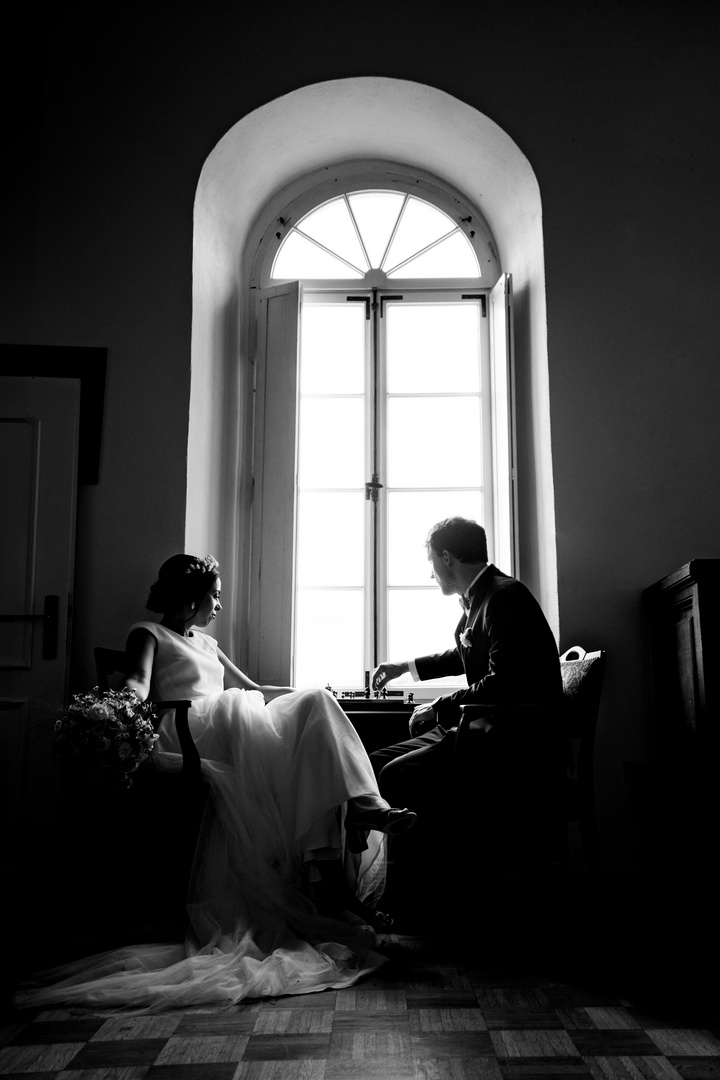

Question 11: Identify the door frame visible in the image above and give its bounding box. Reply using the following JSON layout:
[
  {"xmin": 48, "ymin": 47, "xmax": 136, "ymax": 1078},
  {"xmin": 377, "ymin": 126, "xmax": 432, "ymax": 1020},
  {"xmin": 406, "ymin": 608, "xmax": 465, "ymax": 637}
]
[{"xmin": 0, "ymin": 344, "xmax": 107, "ymax": 484}]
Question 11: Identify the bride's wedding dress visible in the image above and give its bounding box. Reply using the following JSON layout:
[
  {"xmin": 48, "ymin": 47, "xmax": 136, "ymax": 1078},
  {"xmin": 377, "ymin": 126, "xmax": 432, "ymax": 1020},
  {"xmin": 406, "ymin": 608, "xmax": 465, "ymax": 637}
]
[{"xmin": 15, "ymin": 624, "xmax": 388, "ymax": 1012}]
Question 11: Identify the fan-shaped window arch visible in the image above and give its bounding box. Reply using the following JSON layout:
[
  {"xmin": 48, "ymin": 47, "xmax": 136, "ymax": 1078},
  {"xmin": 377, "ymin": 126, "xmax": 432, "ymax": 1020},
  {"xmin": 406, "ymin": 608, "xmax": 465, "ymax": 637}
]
[
  {"xmin": 252, "ymin": 166, "xmax": 500, "ymax": 291},
  {"xmin": 272, "ymin": 190, "xmax": 481, "ymax": 281}
]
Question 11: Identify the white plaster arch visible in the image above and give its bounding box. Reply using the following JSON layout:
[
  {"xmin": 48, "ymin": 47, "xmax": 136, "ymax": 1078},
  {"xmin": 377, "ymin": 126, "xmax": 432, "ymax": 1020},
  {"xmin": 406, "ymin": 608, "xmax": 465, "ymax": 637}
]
[{"xmin": 188, "ymin": 77, "xmax": 556, "ymax": 663}]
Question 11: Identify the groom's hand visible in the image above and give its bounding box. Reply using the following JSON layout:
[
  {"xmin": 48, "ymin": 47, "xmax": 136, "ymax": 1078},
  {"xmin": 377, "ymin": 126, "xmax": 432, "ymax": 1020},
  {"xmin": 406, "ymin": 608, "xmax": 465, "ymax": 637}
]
[
  {"xmin": 371, "ymin": 661, "xmax": 407, "ymax": 691},
  {"xmin": 409, "ymin": 703, "xmax": 437, "ymax": 737}
]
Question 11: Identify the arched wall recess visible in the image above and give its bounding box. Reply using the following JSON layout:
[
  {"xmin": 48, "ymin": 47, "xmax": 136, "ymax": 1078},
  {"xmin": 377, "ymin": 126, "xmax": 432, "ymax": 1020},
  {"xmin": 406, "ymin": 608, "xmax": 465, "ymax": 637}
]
[{"xmin": 189, "ymin": 77, "xmax": 557, "ymax": 667}]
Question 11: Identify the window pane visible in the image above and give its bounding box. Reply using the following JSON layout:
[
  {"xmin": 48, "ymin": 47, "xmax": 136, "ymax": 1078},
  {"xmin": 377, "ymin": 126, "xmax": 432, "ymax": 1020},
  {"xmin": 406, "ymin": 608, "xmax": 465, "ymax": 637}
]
[
  {"xmin": 386, "ymin": 304, "xmax": 480, "ymax": 394},
  {"xmin": 387, "ymin": 397, "xmax": 482, "ymax": 487},
  {"xmin": 383, "ymin": 197, "xmax": 455, "ymax": 272},
  {"xmin": 387, "ymin": 490, "xmax": 484, "ymax": 586},
  {"xmin": 296, "ymin": 492, "xmax": 364, "ymax": 587},
  {"xmin": 273, "ymin": 231, "xmax": 360, "ymax": 279},
  {"xmin": 347, "ymin": 191, "xmax": 404, "ymax": 267},
  {"xmin": 387, "ymin": 589, "xmax": 467, "ymax": 688},
  {"xmin": 295, "ymin": 589, "xmax": 364, "ymax": 688},
  {"xmin": 301, "ymin": 305, "xmax": 365, "ymax": 395},
  {"xmin": 388, "ymin": 230, "xmax": 480, "ymax": 278},
  {"xmin": 299, "ymin": 199, "xmax": 368, "ymax": 274},
  {"xmin": 298, "ymin": 398, "xmax": 365, "ymax": 487}
]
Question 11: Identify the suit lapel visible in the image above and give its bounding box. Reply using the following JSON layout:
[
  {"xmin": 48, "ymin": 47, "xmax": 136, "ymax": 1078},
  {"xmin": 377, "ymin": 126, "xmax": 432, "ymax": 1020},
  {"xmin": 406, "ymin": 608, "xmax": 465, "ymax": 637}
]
[
  {"xmin": 455, "ymin": 565, "xmax": 498, "ymax": 677},
  {"xmin": 454, "ymin": 566, "xmax": 499, "ymax": 653},
  {"xmin": 464, "ymin": 564, "xmax": 497, "ymax": 635}
]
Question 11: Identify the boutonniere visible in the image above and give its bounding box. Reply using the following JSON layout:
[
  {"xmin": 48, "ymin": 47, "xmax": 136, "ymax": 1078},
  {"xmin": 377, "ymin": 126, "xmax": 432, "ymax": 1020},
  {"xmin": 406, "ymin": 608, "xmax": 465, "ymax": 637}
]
[{"xmin": 460, "ymin": 627, "xmax": 473, "ymax": 648}]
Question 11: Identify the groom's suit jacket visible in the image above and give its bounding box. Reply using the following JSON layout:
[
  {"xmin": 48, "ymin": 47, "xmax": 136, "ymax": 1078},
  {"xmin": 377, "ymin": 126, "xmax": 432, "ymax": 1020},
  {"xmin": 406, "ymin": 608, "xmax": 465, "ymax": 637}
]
[{"xmin": 414, "ymin": 564, "xmax": 562, "ymax": 729}]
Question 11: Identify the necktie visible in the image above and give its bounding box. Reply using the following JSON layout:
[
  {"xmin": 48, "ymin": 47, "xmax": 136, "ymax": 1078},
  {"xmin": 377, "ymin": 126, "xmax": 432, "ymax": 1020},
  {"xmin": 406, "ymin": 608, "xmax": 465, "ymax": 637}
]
[{"xmin": 460, "ymin": 595, "xmax": 471, "ymax": 613}]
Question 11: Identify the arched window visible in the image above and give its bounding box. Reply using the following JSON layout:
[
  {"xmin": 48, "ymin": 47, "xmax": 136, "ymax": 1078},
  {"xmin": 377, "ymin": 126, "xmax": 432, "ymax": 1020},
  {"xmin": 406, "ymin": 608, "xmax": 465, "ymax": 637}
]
[{"xmin": 248, "ymin": 166, "xmax": 517, "ymax": 692}]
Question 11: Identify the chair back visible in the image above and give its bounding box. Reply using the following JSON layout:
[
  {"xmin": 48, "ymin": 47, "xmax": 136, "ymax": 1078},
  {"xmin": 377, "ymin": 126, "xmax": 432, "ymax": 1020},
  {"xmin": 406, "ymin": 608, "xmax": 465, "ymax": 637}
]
[
  {"xmin": 560, "ymin": 645, "xmax": 606, "ymax": 785},
  {"xmin": 94, "ymin": 646, "xmax": 200, "ymax": 778},
  {"xmin": 94, "ymin": 647, "xmax": 127, "ymax": 693},
  {"xmin": 92, "ymin": 646, "xmax": 205, "ymax": 936},
  {"xmin": 559, "ymin": 645, "xmax": 606, "ymax": 868}
]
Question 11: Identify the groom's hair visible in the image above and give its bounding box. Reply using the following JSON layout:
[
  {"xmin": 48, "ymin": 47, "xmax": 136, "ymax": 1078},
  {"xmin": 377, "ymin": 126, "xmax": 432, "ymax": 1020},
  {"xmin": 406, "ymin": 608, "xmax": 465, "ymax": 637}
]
[{"xmin": 426, "ymin": 517, "xmax": 488, "ymax": 564}]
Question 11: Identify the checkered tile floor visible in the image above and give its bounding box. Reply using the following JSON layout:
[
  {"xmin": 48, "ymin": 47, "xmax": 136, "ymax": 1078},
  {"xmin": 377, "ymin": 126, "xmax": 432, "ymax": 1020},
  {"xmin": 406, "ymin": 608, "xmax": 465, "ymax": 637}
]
[{"xmin": 3, "ymin": 933, "xmax": 719, "ymax": 1080}]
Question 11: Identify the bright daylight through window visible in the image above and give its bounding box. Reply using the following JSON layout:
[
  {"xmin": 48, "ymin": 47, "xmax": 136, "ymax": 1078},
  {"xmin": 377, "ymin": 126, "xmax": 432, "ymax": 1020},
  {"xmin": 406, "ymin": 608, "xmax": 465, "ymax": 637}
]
[{"xmin": 254, "ymin": 185, "xmax": 513, "ymax": 692}]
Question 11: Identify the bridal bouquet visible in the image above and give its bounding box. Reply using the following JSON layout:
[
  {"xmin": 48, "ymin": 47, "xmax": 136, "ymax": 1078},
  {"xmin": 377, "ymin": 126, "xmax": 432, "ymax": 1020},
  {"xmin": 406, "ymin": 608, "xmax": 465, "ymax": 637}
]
[{"xmin": 53, "ymin": 687, "xmax": 159, "ymax": 789}]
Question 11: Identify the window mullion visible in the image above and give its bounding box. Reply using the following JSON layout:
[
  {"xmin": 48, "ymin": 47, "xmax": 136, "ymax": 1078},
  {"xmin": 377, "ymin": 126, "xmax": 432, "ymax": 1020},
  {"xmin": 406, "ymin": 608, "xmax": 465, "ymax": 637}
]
[
  {"xmin": 374, "ymin": 291, "xmax": 391, "ymax": 671},
  {"xmin": 368, "ymin": 289, "xmax": 380, "ymax": 673},
  {"xmin": 355, "ymin": 293, "xmax": 372, "ymax": 683}
]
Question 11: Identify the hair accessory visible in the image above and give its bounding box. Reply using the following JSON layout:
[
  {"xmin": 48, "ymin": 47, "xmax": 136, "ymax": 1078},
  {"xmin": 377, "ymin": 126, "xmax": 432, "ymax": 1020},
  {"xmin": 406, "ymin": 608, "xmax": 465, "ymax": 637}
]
[{"xmin": 185, "ymin": 555, "xmax": 219, "ymax": 576}]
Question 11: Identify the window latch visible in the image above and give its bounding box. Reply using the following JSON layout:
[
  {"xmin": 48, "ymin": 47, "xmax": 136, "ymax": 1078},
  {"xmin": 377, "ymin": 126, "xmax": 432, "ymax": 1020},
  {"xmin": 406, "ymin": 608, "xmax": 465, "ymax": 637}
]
[{"xmin": 365, "ymin": 474, "xmax": 384, "ymax": 502}]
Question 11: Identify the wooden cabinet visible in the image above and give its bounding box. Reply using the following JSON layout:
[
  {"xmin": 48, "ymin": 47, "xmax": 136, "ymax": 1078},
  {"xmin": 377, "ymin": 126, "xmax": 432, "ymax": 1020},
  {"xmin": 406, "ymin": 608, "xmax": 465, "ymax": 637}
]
[
  {"xmin": 641, "ymin": 561, "xmax": 720, "ymax": 863},
  {"xmin": 644, "ymin": 560, "xmax": 720, "ymax": 761}
]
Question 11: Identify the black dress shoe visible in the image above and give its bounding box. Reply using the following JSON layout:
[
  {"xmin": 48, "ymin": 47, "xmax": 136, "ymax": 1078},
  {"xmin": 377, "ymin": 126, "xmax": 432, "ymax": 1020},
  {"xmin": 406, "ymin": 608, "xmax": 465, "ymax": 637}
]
[
  {"xmin": 369, "ymin": 909, "xmax": 394, "ymax": 932},
  {"xmin": 339, "ymin": 900, "xmax": 395, "ymax": 933}
]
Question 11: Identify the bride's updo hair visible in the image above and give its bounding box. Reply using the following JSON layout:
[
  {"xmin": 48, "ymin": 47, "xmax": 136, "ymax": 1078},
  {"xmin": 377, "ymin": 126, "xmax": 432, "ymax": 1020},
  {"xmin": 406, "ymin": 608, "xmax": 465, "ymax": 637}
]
[{"xmin": 146, "ymin": 554, "xmax": 220, "ymax": 613}]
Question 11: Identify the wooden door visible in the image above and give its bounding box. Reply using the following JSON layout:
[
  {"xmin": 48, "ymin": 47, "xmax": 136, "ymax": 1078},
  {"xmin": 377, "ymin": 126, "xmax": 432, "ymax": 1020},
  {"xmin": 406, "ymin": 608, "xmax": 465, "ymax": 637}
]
[{"xmin": 0, "ymin": 376, "xmax": 80, "ymax": 871}]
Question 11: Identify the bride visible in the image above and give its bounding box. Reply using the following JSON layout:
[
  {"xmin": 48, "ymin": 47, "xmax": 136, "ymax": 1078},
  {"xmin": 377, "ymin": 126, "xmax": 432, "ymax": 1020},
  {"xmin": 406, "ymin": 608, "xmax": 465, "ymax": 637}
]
[{"xmin": 15, "ymin": 554, "xmax": 416, "ymax": 1012}]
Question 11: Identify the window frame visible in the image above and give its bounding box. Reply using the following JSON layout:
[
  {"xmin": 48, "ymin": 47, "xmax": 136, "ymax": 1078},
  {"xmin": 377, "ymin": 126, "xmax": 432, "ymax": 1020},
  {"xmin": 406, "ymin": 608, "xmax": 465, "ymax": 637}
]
[
  {"xmin": 248, "ymin": 167, "xmax": 515, "ymax": 689},
  {"xmin": 292, "ymin": 288, "xmax": 491, "ymax": 693}
]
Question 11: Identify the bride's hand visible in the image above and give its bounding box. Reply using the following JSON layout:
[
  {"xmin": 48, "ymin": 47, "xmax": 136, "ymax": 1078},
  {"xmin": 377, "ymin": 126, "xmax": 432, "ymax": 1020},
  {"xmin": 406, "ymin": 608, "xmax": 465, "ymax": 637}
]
[{"xmin": 260, "ymin": 685, "xmax": 295, "ymax": 701}]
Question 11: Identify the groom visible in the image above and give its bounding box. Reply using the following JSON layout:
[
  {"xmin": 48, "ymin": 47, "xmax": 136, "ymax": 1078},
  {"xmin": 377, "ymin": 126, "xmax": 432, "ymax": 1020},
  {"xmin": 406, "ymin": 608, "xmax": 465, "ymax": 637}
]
[{"xmin": 370, "ymin": 516, "xmax": 563, "ymax": 858}]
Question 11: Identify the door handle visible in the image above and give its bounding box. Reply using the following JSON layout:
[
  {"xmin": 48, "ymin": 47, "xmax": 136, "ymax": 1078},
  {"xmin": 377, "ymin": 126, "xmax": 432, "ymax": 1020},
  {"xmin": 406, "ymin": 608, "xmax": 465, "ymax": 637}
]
[{"xmin": 0, "ymin": 595, "xmax": 59, "ymax": 659}]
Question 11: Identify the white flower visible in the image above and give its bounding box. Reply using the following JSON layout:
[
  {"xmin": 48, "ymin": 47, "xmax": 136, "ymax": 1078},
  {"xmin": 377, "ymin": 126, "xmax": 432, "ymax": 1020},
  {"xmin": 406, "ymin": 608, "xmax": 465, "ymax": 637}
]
[
  {"xmin": 54, "ymin": 686, "xmax": 158, "ymax": 788},
  {"xmin": 460, "ymin": 629, "xmax": 472, "ymax": 648},
  {"xmin": 87, "ymin": 701, "xmax": 112, "ymax": 723},
  {"xmin": 185, "ymin": 554, "xmax": 219, "ymax": 575}
]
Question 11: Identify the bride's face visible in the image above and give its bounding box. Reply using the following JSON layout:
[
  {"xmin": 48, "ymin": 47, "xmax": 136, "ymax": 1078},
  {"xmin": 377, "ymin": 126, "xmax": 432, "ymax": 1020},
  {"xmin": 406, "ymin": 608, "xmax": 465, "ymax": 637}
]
[{"xmin": 193, "ymin": 578, "xmax": 222, "ymax": 628}]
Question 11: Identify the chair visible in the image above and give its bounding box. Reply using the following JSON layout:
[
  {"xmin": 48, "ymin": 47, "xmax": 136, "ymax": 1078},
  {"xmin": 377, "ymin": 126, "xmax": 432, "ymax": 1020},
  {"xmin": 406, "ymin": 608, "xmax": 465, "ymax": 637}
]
[
  {"xmin": 92, "ymin": 647, "xmax": 208, "ymax": 935},
  {"xmin": 94, "ymin": 647, "xmax": 200, "ymax": 779},
  {"xmin": 456, "ymin": 645, "xmax": 606, "ymax": 869},
  {"xmin": 558, "ymin": 645, "xmax": 606, "ymax": 867}
]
